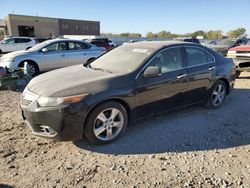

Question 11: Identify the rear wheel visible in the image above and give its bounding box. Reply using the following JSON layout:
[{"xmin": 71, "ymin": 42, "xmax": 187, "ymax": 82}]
[
  {"xmin": 84, "ymin": 101, "xmax": 128, "ymax": 144},
  {"xmin": 85, "ymin": 58, "xmax": 96, "ymax": 66},
  {"xmin": 205, "ymin": 80, "xmax": 227, "ymax": 109}
]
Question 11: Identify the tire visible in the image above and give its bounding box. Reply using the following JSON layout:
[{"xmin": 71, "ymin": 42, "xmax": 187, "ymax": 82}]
[
  {"xmin": 0, "ymin": 49, "xmax": 2, "ymax": 54},
  {"xmin": 205, "ymin": 80, "xmax": 227, "ymax": 109},
  {"xmin": 86, "ymin": 58, "xmax": 96, "ymax": 66},
  {"xmin": 8, "ymin": 81, "xmax": 17, "ymax": 91},
  {"xmin": 19, "ymin": 61, "xmax": 39, "ymax": 77},
  {"xmin": 84, "ymin": 101, "xmax": 128, "ymax": 144},
  {"xmin": 235, "ymin": 71, "xmax": 241, "ymax": 78}
]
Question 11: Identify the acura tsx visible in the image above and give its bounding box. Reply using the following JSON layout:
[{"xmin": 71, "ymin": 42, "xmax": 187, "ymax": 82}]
[{"xmin": 20, "ymin": 41, "xmax": 235, "ymax": 144}]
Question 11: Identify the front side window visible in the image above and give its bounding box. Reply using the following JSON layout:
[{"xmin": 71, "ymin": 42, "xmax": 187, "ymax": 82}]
[
  {"xmin": 150, "ymin": 47, "xmax": 183, "ymax": 73},
  {"xmin": 185, "ymin": 47, "xmax": 214, "ymax": 66},
  {"xmin": 2, "ymin": 38, "xmax": 14, "ymax": 44},
  {"xmin": 46, "ymin": 42, "xmax": 67, "ymax": 52}
]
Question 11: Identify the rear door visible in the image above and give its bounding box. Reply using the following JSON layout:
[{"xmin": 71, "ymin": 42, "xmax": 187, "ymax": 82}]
[
  {"xmin": 14, "ymin": 38, "xmax": 32, "ymax": 51},
  {"xmin": 184, "ymin": 46, "xmax": 216, "ymax": 104},
  {"xmin": 67, "ymin": 41, "xmax": 91, "ymax": 66},
  {"xmin": 40, "ymin": 41, "xmax": 69, "ymax": 71},
  {"xmin": 134, "ymin": 46, "xmax": 189, "ymax": 117}
]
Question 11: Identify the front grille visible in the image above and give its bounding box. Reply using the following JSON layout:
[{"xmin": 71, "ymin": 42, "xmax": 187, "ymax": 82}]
[
  {"xmin": 21, "ymin": 98, "xmax": 33, "ymax": 106},
  {"xmin": 236, "ymin": 51, "xmax": 250, "ymax": 54},
  {"xmin": 239, "ymin": 62, "xmax": 250, "ymax": 68}
]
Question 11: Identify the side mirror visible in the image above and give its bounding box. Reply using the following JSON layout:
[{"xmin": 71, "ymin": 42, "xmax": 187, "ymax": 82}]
[
  {"xmin": 143, "ymin": 66, "xmax": 161, "ymax": 78},
  {"xmin": 41, "ymin": 48, "xmax": 48, "ymax": 53}
]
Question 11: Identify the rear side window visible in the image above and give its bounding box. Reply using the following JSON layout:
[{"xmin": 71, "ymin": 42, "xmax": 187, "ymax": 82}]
[
  {"xmin": 15, "ymin": 38, "xmax": 31, "ymax": 43},
  {"xmin": 185, "ymin": 47, "xmax": 214, "ymax": 66},
  {"xmin": 68, "ymin": 42, "xmax": 91, "ymax": 50}
]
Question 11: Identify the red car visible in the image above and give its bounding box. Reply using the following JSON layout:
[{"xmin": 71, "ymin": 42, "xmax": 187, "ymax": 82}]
[
  {"xmin": 87, "ymin": 38, "xmax": 114, "ymax": 51},
  {"xmin": 227, "ymin": 41, "xmax": 250, "ymax": 77}
]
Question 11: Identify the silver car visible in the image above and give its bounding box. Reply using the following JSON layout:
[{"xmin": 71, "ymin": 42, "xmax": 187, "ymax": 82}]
[{"xmin": 0, "ymin": 39, "xmax": 106, "ymax": 76}]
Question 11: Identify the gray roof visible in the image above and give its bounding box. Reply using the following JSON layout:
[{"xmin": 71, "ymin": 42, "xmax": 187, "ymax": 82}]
[{"xmin": 0, "ymin": 19, "xmax": 6, "ymax": 27}]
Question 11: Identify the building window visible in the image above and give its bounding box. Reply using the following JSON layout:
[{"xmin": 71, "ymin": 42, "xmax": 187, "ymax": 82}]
[
  {"xmin": 75, "ymin": 24, "xmax": 79, "ymax": 30},
  {"xmin": 62, "ymin": 24, "xmax": 69, "ymax": 30}
]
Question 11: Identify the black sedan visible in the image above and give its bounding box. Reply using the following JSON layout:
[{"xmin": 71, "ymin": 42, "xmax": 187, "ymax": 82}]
[{"xmin": 20, "ymin": 41, "xmax": 235, "ymax": 144}]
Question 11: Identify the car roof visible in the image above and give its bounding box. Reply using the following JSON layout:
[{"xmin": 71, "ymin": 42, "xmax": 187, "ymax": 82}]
[
  {"xmin": 5, "ymin": 36, "xmax": 34, "ymax": 39},
  {"xmin": 46, "ymin": 38, "xmax": 88, "ymax": 43},
  {"xmin": 124, "ymin": 40, "xmax": 200, "ymax": 50}
]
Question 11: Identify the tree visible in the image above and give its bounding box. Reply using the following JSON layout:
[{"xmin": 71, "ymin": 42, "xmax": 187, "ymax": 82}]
[
  {"xmin": 0, "ymin": 29, "xmax": 4, "ymax": 40},
  {"xmin": 147, "ymin": 32, "xmax": 158, "ymax": 38},
  {"xmin": 205, "ymin": 30, "xmax": 223, "ymax": 40},
  {"xmin": 191, "ymin": 30, "xmax": 205, "ymax": 38},
  {"xmin": 227, "ymin": 28, "xmax": 246, "ymax": 38}
]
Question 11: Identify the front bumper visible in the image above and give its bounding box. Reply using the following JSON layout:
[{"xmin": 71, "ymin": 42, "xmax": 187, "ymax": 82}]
[{"xmin": 21, "ymin": 94, "xmax": 89, "ymax": 141}]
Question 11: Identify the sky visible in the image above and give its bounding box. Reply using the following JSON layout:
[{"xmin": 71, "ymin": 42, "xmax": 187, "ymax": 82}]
[{"xmin": 1, "ymin": 0, "xmax": 250, "ymax": 36}]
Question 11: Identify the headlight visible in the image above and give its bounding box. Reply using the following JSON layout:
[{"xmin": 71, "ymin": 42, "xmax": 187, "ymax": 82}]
[
  {"xmin": 228, "ymin": 51, "xmax": 236, "ymax": 54},
  {"xmin": 1, "ymin": 57, "xmax": 16, "ymax": 62},
  {"xmin": 37, "ymin": 93, "xmax": 89, "ymax": 107}
]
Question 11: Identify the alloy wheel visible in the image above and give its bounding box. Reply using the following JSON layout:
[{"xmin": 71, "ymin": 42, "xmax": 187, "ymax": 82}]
[
  {"xmin": 211, "ymin": 83, "xmax": 226, "ymax": 107},
  {"xmin": 26, "ymin": 64, "xmax": 36, "ymax": 76},
  {"xmin": 93, "ymin": 108, "xmax": 124, "ymax": 141}
]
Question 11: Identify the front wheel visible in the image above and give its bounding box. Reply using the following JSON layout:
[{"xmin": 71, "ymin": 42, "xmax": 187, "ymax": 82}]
[
  {"xmin": 205, "ymin": 80, "xmax": 227, "ymax": 109},
  {"xmin": 84, "ymin": 101, "xmax": 128, "ymax": 144},
  {"xmin": 20, "ymin": 61, "xmax": 39, "ymax": 77}
]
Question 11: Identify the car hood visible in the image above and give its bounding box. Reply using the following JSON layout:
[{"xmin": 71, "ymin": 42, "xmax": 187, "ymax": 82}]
[
  {"xmin": 211, "ymin": 45, "xmax": 229, "ymax": 50},
  {"xmin": 27, "ymin": 65, "xmax": 120, "ymax": 97},
  {"xmin": 229, "ymin": 45, "xmax": 250, "ymax": 51},
  {"xmin": 1, "ymin": 50, "xmax": 31, "ymax": 59}
]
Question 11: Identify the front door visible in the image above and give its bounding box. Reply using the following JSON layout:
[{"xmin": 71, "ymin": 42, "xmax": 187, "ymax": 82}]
[
  {"xmin": 2, "ymin": 38, "xmax": 16, "ymax": 52},
  {"xmin": 134, "ymin": 47, "xmax": 189, "ymax": 118},
  {"xmin": 40, "ymin": 42, "xmax": 69, "ymax": 71}
]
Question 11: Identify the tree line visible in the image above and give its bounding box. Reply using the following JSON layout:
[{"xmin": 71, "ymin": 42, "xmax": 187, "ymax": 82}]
[{"xmin": 102, "ymin": 28, "xmax": 247, "ymax": 40}]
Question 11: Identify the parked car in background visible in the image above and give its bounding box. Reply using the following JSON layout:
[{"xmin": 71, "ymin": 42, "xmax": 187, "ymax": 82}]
[
  {"xmin": 0, "ymin": 37, "xmax": 37, "ymax": 54},
  {"xmin": 0, "ymin": 39, "xmax": 106, "ymax": 76},
  {"xmin": 108, "ymin": 40, "xmax": 116, "ymax": 47},
  {"xmin": 20, "ymin": 41, "xmax": 235, "ymax": 144},
  {"xmin": 87, "ymin": 38, "xmax": 114, "ymax": 51},
  {"xmin": 227, "ymin": 40, "xmax": 250, "ymax": 77},
  {"xmin": 175, "ymin": 37, "xmax": 201, "ymax": 44},
  {"xmin": 210, "ymin": 38, "xmax": 248, "ymax": 56}
]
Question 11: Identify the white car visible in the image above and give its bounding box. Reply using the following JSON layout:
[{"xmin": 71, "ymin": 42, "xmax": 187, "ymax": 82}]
[
  {"xmin": 0, "ymin": 39, "xmax": 106, "ymax": 76},
  {"xmin": 0, "ymin": 37, "xmax": 37, "ymax": 54}
]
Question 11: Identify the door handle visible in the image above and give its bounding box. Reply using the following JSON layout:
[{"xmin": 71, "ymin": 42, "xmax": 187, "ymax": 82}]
[
  {"xmin": 208, "ymin": 66, "xmax": 216, "ymax": 71},
  {"xmin": 83, "ymin": 53, "xmax": 87, "ymax": 56},
  {"xmin": 176, "ymin": 74, "xmax": 187, "ymax": 79},
  {"xmin": 61, "ymin": 54, "xmax": 65, "ymax": 57}
]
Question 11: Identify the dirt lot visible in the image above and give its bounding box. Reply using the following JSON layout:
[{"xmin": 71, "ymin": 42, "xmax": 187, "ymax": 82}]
[{"xmin": 0, "ymin": 73, "xmax": 250, "ymax": 188}]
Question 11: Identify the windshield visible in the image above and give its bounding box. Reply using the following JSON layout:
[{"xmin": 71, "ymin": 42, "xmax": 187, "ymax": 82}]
[
  {"xmin": 91, "ymin": 45, "xmax": 155, "ymax": 74},
  {"xmin": 28, "ymin": 40, "xmax": 51, "ymax": 51},
  {"xmin": 217, "ymin": 39, "xmax": 236, "ymax": 46}
]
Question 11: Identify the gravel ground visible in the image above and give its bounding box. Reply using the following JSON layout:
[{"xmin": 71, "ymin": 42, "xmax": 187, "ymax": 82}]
[{"xmin": 0, "ymin": 73, "xmax": 250, "ymax": 188}]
